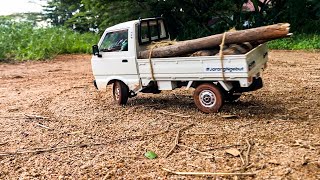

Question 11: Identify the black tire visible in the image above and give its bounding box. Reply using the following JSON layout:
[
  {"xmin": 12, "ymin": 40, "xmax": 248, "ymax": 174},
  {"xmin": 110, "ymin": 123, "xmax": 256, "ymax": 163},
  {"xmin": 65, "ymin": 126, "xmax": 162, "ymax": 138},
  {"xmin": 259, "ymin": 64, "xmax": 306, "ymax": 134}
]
[
  {"xmin": 113, "ymin": 81, "xmax": 129, "ymax": 105},
  {"xmin": 193, "ymin": 83, "xmax": 224, "ymax": 113}
]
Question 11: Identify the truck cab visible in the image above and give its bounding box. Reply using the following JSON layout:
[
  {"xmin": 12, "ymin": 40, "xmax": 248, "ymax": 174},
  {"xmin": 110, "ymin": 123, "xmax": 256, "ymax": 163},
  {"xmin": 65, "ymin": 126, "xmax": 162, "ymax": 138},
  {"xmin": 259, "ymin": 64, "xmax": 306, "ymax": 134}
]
[
  {"xmin": 92, "ymin": 18, "xmax": 168, "ymax": 91},
  {"xmin": 91, "ymin": 18, "xmax": 268, "ymax": 113}
]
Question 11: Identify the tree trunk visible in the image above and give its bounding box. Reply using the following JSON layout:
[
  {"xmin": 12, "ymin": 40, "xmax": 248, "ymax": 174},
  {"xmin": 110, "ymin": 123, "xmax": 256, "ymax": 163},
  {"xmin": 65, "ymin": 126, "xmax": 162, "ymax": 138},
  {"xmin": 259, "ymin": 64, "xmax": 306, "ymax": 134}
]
[{"xmin": 138, "ymin": 23, "xmax": 291, "ymax": 59}]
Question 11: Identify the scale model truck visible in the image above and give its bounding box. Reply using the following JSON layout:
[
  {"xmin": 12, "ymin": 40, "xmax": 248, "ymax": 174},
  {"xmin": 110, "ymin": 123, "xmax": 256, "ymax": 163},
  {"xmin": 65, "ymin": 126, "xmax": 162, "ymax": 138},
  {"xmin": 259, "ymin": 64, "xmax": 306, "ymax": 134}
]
[{"xmin": 91, "ymin": 18, "xmax": 268, "ymax": 113}]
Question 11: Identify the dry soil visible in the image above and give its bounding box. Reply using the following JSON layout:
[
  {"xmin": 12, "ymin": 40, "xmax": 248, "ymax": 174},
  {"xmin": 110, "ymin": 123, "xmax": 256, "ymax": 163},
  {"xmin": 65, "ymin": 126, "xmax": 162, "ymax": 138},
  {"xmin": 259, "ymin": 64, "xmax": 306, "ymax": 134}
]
[{"xmin": 0, "ymin": 51, "xmax": 319, "ymax": 179}]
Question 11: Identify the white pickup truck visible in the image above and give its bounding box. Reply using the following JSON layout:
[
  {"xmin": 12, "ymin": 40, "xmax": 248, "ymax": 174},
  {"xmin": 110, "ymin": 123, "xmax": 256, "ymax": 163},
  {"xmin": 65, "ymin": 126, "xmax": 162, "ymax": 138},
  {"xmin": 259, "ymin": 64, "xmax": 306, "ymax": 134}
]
[{"xmin": 91, "ymin": 18, "xmax": 268, "ymax": 113}]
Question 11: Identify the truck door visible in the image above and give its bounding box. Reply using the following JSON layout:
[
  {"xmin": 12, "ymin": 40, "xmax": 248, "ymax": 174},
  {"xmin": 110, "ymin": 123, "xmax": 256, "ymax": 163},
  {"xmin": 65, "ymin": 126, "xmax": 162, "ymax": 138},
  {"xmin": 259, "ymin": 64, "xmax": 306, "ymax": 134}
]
[{"xmin": 92, "ymin": 28, "xmax": 139, "ymax": 89}]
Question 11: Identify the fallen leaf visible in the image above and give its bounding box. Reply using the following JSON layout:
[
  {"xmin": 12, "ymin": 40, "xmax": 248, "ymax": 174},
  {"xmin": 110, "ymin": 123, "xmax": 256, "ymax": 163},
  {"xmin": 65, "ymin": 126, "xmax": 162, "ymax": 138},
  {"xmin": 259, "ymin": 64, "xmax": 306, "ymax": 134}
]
[
  {"xmin": 145, "ymin": 151, "xmax": 157, "ymax": 159},
  {"xmin": 225, "ymin": 148, "xmax": 240, "ymax": 157}
]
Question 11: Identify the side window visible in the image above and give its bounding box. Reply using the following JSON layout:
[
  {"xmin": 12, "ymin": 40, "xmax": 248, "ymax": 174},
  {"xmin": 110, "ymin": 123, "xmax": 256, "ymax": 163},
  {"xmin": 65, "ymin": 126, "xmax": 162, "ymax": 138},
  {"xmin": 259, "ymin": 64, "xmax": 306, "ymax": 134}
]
[{"xmin": 99, "ymin": 29, "xmax": 128, "ymax": 52}]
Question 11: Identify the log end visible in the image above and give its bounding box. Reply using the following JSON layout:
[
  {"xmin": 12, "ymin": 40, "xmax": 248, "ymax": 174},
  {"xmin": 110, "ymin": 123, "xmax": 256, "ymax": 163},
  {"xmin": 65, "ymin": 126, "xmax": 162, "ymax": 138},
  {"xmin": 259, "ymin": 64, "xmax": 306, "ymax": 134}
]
[{"xmin": 277, "ymin": 23, "xmax": 290, "ymax": 28}]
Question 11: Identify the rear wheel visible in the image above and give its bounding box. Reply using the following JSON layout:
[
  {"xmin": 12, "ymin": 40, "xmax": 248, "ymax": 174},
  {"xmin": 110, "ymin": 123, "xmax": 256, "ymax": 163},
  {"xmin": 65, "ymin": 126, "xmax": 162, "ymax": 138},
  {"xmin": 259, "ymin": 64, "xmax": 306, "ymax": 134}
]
[
  {"xmin": 113, "ymin": 81, "xmax": 129, "ymax": 105},
  {"xmin": 193, "ymin": 83, "xmax": 224, "ymax": 113}
]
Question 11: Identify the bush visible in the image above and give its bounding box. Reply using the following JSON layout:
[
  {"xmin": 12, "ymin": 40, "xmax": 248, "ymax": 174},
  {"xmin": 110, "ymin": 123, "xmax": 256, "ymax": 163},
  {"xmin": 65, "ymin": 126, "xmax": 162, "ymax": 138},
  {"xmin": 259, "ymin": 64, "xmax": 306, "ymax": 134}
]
[
  {"xmin": 0, "ymin": 20, "xmax": 99, "ymax": 61},
  {"xmin": 268, "ymin": 34, "xmax": 320, "ymax": 50}
]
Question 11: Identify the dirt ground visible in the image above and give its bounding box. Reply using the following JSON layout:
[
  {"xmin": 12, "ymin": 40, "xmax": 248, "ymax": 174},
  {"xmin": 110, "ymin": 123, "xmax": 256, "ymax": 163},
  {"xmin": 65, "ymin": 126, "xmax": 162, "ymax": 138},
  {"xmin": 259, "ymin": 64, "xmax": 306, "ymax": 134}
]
[{"xmin": 0, "ymin": 51, "xmax": 319, "ymax": 179}]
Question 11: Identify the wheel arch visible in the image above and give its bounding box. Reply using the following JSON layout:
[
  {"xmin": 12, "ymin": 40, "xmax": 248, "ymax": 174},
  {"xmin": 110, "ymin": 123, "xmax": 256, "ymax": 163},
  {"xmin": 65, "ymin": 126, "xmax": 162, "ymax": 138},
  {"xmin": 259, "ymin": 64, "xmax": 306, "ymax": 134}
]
[
  {"xmin": 94, "ymin": 76, "xmax": 128, "ymax": 91},
  {"xmin": 105, "ymin": 76, "xmax": 128, "ymax": 87},
  {"xmin": 191, "ymin": 81, "xmax": 236, "ymax": 92},
  {"xmin": 191, "ymin": 81, "xmax": 217, "ymax": 89}
]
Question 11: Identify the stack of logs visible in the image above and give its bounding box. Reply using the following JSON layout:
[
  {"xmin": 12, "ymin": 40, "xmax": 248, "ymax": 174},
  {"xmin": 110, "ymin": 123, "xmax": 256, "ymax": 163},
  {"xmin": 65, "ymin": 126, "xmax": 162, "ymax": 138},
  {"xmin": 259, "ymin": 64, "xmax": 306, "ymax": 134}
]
[{"xmin": 138, "ymin": 23, "xmax": 292, "ymax": 58}]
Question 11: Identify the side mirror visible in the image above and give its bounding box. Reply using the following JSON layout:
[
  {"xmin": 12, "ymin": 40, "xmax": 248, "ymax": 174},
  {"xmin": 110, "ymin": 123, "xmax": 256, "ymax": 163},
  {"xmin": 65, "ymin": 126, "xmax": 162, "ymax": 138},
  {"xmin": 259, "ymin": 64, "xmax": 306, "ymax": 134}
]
[{"xmin": 92, "ymin": 45, "xmax": 102, "ymax": 57}]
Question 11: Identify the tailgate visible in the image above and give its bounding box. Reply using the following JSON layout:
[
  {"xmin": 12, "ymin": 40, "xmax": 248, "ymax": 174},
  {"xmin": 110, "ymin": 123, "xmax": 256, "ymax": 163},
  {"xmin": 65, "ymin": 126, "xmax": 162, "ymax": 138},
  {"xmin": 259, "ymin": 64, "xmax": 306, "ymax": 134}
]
[{"xmin": 245, "ymin": 43, "xmax": 268, "ymax": 76}]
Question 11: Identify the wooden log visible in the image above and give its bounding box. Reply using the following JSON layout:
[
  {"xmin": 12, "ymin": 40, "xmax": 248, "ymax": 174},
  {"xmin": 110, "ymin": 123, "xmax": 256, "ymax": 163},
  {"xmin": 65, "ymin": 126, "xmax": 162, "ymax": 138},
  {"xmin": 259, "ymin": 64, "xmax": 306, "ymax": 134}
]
[
  {"xmin": 241, "ymin": 42, "xmax": 253, "ymax": 50},
  {"xmin": 190, "ymin": 49, "xmax": 219, "ymax": 56},
  {"xmin": 190, "ymin": 42, "xmax": 254, "ymax": 57},
  {"xmin": 138, "ymin": 23, "xmax": 291, "ymax": 59},
  {"xmin": 218, "ymin": 43, "xmax": 254, "ymax": 55},
  {"xmin": 229, "ymin": 44, "xmax": 247, "ymax": 54}
]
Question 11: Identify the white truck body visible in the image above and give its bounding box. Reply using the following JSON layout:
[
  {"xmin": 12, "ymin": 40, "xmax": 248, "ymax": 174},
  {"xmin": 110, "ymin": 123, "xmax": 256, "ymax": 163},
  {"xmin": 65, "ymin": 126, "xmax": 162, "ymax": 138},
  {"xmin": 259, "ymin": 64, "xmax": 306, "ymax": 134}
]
[
  {"xmin": 137, "ymin": 44, "xmax": 267, "ymax": 89},
  {"xmin": 91, "ymin": 18, "xmax": 268, "ymax": 113}
]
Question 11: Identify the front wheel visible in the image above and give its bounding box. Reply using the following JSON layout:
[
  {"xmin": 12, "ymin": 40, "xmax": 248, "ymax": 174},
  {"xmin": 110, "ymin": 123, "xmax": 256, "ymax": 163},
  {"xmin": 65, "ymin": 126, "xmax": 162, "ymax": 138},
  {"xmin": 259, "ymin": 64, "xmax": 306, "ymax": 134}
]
[
  {"xmin": 113, "ymin": 81, "xmax": 129, "ymax": 105},
  {"xmin": 193, "ymin": 83, "xmax": 224, "ymax": 113}
]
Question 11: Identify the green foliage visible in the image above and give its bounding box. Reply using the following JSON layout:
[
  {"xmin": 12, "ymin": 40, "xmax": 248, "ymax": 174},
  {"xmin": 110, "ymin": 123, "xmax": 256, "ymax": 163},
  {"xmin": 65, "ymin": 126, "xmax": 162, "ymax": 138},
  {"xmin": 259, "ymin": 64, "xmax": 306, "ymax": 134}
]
[
  {"xmin": 1, "ymin": 0, "xmax": 319, "ymax": 61},
  {"xmin": 81, "ymin": 0, "xmax": 149, "ymax": 32},
  {"xmin": 268, "ymin": 34, "xmax": 320, "ymax": 50},
  {"xmin": 0, "ymin": 18, "xmax": 98, "ymax": 61},
  {"xmin": 43, "ymin": 0, "xmax": 320, "ymax": 39},
  {"xmin": 275, "ymin": 0, "xmax": 320, "ymax": 34},
  {"xmin": 44, "ymin": 0, "xmax": 82, "ymax": 26}
]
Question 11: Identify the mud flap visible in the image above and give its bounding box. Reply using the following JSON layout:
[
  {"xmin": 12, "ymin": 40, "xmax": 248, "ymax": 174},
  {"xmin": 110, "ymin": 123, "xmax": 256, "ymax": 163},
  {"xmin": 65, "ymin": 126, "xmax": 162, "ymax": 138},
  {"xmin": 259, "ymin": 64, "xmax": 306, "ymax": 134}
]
[{"xmin": 238, "ymin": 77, "xmax": 263, "ymax": 92}]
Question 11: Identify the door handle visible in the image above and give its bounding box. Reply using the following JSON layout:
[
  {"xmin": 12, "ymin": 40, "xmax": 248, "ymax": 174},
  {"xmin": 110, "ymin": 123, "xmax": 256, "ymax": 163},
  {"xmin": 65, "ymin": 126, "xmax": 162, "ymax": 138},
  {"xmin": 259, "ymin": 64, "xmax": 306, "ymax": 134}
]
[{"xmin": 122, "ymin": 59, "xmax": 128, "ymax": 63}]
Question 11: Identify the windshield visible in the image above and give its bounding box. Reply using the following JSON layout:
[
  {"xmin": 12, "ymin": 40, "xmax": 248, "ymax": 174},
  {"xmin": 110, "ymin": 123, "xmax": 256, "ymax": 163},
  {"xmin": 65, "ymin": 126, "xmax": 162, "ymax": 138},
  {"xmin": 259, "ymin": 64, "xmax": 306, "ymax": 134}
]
[{"xmin": 99, "ymin": 29, "xmax": 128, "ymax": 52}]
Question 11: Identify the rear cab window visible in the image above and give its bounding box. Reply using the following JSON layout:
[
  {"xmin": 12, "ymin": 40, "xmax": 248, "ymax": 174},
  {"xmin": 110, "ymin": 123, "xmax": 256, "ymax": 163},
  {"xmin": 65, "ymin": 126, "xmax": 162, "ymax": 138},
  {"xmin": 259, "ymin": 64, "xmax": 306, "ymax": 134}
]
[{"xmin": 139, "ymin": 18, "xmax": 168, "ymax": 45}]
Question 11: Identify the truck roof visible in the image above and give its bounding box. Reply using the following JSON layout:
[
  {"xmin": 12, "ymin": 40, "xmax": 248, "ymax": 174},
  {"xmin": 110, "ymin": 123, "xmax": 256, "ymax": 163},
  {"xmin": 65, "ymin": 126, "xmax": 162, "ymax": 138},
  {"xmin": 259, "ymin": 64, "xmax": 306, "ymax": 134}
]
[
  {"xmin": 105, "ymin": 20, "xmax": 139, "ymax": 32},
  {"xmin": 104, "ymin": 18, "xmax": 162, "ymax": 32}
]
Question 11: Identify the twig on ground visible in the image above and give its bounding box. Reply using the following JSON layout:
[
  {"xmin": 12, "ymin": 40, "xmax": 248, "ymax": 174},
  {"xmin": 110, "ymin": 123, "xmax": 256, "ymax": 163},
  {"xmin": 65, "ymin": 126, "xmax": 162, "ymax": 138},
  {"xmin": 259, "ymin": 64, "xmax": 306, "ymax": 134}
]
[
  {"xmin": 187, "ymin": 164, "xmax": 203, "ymax": 169},
  {"xmin": 25, "ymin": 114, "xmax": 49, "ymax": 120},
  {"xmin": 237, "ymin": 122, "xmax": 254, "ymax": 129},
  {"xmin": 167, "ymin": 120, "xmax": 192, "ymax": 125},
  {"xmin": 177, "ymin": 144, "xmax": 218, "ymax": 158},
  {"xmin": 239, "ymin": 150, "xmax": 245, "ymax": 165},
  {"xmin": 72, "ymin": 86, "xmax": 86, "ymax": 89},
  {"xmin": 231, "ymin": 140, "xmax": 253, "ymax": 172},
  {"xmin": 0, "ymin": 141, "xmax": 10, "ymax": 146},
  {"xmin": 162, "ymin": 168, "xmax": 256, "ymax": 176},
  {"xmin": 204, "ymin": 144, "xmax": 243, "ymax": 151},
  {"xmin": 36, "ymin": 123, "xmax": 51, "ymax": 129},
  {"xmin": 0, "ymin": 144, "xmax": 97, "ymax": 156},
  {"xmin": 0, "ymin": 123, "xmax": 173, "ymax": 157},
  {"xmin": 157, "ymin": 110, "xmax": 191, "ymax": 118},
  {"xmin": 245, "ymin": 139, "xmax": 252, "ymax": 167},
  {"xmin": 185, "ymin": 132, "xmax": 215, "ymax": 135},
  {"xmin": 165, "ymin": 123, "xmax": 194, "ymax": 157},
  {"xmin": 232, "ymin": 164, "xmax": 254, "ymax": 173},
  {"xmin": 51, "ymin": 140, "xmax": 63, "ymax": 148},
  {"xmin": 67, "ymin": 131, "xmax": 84, "ymax": 135},
  {"xmin": 121, "ymin": 155, "xmax": 141, "ymax": 159},
  {"xmin": 118, "ymin": 123, "xmax": 172, "ymax": 142},
  {"xmin": 0, "ymin": 116, "xmax": 24, "ymax": 119}
]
